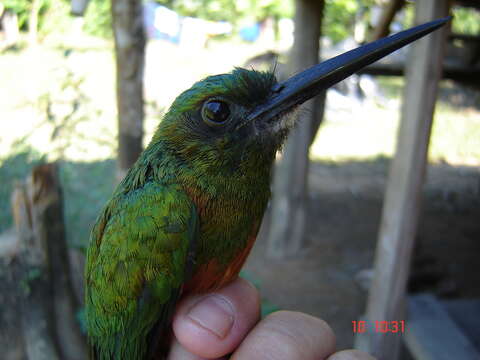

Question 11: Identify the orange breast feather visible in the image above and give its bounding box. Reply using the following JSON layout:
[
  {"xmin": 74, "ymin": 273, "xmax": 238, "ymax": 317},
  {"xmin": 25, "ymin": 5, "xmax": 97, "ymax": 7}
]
[{"xmin": 183, "ymin": 233, "xmax": 257, "ymax": 294}]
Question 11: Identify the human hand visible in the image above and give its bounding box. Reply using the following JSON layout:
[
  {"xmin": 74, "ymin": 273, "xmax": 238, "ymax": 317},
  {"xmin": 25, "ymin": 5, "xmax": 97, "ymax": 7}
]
[{"xmin": 168, "ymin": 278, "xmax": 376, "ymax": 360}]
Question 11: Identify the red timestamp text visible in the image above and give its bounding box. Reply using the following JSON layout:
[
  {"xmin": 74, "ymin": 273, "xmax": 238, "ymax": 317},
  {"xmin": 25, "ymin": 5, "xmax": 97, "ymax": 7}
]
[{"xmin": 352, "ymin": 320, "xmax": 405, "ymax": 333}]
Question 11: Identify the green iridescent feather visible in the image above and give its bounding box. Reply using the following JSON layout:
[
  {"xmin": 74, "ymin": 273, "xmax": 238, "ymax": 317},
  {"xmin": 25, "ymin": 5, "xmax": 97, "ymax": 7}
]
[{"xmin": 85, "ymin": 182, "xmax": 198, "ymax": 359}]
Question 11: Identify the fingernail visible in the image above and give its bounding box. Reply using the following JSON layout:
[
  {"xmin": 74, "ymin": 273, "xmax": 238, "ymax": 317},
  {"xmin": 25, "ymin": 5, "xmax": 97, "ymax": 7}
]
[{"xmin": 187, "ymin": 295, "xmax": 235, "ymax": 339}]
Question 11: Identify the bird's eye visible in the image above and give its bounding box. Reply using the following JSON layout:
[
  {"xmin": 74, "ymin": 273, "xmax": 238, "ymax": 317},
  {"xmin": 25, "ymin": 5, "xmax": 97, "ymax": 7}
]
[{"xmin": 202, "ymin": 100, "xmax": 230, "ymax": 126}]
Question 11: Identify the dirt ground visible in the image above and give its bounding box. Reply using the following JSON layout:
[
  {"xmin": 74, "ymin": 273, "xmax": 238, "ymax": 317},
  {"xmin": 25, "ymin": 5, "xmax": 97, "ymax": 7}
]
[{"xmin": 243, "ymin": 158, "xmax": 480, "ymax": 351}]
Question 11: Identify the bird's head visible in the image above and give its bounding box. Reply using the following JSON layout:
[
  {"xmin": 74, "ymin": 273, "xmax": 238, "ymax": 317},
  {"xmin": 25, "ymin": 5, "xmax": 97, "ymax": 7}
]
[
  {"xmin": 149, "ymin": 17, "xmax": 449, "ymax": 178},
  {"xmin": 152, "ymin": 68, "xmax": 288, "ymax": 174}
]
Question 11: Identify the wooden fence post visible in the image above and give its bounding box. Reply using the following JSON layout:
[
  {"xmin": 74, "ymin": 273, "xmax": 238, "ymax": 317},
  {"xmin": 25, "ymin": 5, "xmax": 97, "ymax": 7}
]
[
  {"xmin": 356, "ymin": 0, "xmax": 450, "ymax": 358},
  {"xmin": 12, "ymin": 164, "xmax": 87, "ymax": 360},
  {"xmin": 13, "ymin": 183, "xmax": 61, "ymax": 360},
  {"xmin": 29, "ymin": 164, "xmax": 88, "ymax": 360}
]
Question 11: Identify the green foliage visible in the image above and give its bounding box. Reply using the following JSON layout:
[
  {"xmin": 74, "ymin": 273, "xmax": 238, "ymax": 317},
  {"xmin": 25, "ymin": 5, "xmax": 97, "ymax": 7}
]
[
  {"xmin": 39, "ymin": 0, "xmax": 74, "ymax": 36},
  {"xmin": 246, "ymin": 0, "xmax": 293, "ymax": 21},
  {"xmin": 156, "ymin": 0, "xmax": 292, "ymax": 25},
  {"xmin": 3, "ymin": 0, "xmax": 51, "ymax": 30},
  {"xmin": 83, "ymin": 0, "xmax": 112, "ymax": 37},
  {"xmin": 323, "ymin": 0, "xmax": 375, "ymax": 43},
  {"xmin": 3, "ymin": 0, "xmax": 32, "ymax": 29},
  {"xmin": 401, "ymin": 2, "xmax": 415, "ymax": 28},
  {"xmin": 3, "ymin": 0, "xmax": 112, "ymax": 39},
  {"xmin": 323, "ymin": 0, "xmax": 359, "ymax": 43},
  {"xmin": 169, "ymin": 0, "xmax": 238, "ymax": 22},
  {"xmin": 3, "ymin": 0, "xmax": 112, "ymax": 38},
  {"xmin": 452, "ymin": 7, "xmax": 480, "ymax": 35}
]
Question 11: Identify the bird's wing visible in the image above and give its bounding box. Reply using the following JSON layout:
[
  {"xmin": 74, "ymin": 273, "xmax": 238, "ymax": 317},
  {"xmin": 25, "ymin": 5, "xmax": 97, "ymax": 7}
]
[{"xmin": 85, "ymin": 182, "xmax": 198, "ymax": 360}]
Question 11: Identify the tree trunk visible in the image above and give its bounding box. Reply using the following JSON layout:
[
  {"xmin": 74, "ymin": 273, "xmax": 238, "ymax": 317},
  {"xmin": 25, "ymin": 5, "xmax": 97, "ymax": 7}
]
[
  {"xmin": 266, "ymin": 0, "xmax": 325, "ymax": 258},
  {"xmin": 370, "ymin": 0, "xmax": 405, "ymax": 41},
  {"xmin": 112, "ymin": 0, "xmax": 146, "ymax": 181}
]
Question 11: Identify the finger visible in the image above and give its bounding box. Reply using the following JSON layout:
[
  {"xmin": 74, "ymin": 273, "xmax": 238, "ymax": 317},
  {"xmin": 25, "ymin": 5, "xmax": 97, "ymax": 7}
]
[
  {"xmin": 168, "ymin": 339, "xmax": 229, "ymax": 360},
  {"xmin": 167, "ymin": 338, "xmax": 229, "ymax": 360},
  {"xmin": 167, "ymin": 339, "xmax": 206, "ymax": 360},
  {"xmin": 172, "ymin": 278, "xmax": 261, "ymax": 359},
  {"xmin": 327, "ymin": 349, "xmax": 377, "ymax": 360},
  {"xmin": 231, "ymin": 311, "xmax": 336, "ymax": 360}
]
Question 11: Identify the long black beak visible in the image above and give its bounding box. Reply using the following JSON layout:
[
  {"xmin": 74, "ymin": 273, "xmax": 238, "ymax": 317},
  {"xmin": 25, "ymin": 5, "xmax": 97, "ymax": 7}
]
[{"xmin": 249, "ymin": 16, "xmax": 451, "ymax": 123}]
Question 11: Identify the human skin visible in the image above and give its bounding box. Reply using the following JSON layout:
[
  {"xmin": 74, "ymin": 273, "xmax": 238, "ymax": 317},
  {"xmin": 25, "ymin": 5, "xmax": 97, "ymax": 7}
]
[{"xmin": 169, "ymin": 278, "xmax": 376, "ymax": 360}]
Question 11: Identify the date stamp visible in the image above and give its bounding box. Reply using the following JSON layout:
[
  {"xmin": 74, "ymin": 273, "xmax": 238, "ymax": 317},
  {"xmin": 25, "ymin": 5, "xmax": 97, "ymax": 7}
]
[{"xmin": 352, "ymin": 320, "xmax": 405, "ymax": 333}]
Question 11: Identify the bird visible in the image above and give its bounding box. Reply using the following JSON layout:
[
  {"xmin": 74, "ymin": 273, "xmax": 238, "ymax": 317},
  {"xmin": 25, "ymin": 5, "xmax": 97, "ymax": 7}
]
[{"xmin": 84, "ymin": 17, "xmax": 449, "ymax": 360}]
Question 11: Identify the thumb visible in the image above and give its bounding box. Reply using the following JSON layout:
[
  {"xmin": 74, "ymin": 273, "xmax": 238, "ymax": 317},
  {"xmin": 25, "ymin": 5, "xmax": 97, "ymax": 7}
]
[{"xmin": 170, "ymin": 278, "xmax": 260, "ymax": 359}]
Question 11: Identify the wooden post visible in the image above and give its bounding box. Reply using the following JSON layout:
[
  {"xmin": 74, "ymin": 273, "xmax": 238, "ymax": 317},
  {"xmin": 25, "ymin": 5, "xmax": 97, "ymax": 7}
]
[
  {"xmin": 13, "ymin": 184, "xmax": 61, "ymax": 360},
  {"xmin": 356, "ymin": 0, "xmax": 450, "ymax": 358},
  {"xmin": 266, "ymin": 0, "xmax": 325, "ymax": 258},
  {"xmin": 12, "ymin": 164, "xmax": 87, "ymax": 360},
  {"xmin": 29, "ymin": 164, "xmax": 88, "ymax": 360},
  {"xmin": 112, "ymin": 0, "xmax": 146, "ymax": 181}
]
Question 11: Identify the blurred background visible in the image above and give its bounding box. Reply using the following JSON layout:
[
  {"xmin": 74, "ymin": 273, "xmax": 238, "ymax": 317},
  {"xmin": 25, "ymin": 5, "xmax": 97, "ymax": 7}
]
[{"xmin": 0, "ymin": 0, "xmax": 479, "ymax": 359}]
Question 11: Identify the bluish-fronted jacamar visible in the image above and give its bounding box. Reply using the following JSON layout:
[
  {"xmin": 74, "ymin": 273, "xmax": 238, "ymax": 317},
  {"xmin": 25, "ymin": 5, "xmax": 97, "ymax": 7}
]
[{"xmin": 85, "ymin": 17, "xmax": 449, "ymax": 359}]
